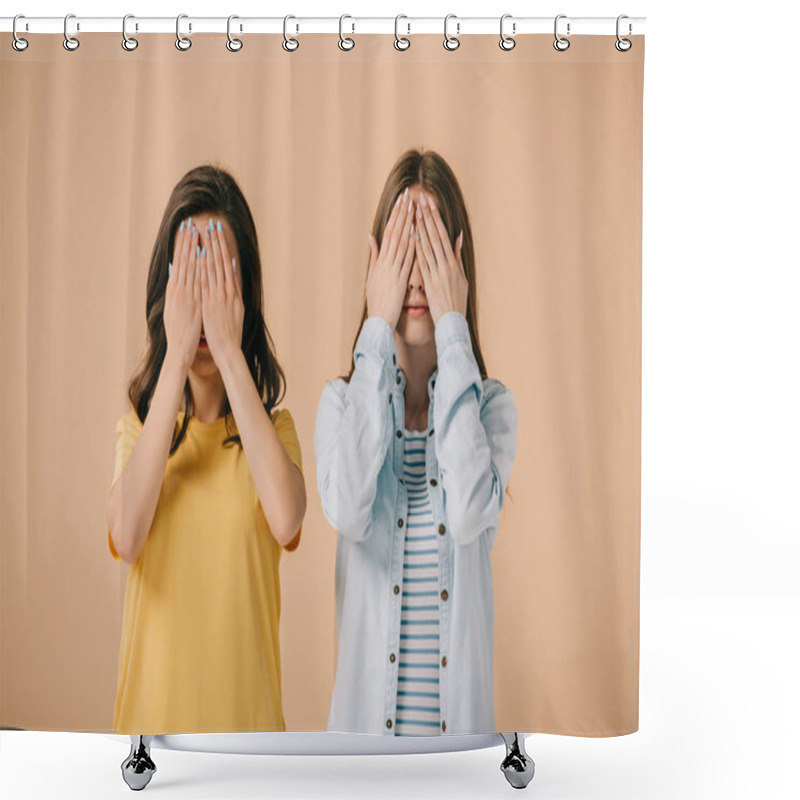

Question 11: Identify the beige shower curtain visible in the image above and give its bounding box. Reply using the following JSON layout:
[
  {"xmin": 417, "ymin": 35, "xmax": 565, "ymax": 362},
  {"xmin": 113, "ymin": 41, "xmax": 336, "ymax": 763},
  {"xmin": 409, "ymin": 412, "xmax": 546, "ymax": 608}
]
[{"xmin": 0, "ymin": 31, "xmax": 644, "ymax": 736}]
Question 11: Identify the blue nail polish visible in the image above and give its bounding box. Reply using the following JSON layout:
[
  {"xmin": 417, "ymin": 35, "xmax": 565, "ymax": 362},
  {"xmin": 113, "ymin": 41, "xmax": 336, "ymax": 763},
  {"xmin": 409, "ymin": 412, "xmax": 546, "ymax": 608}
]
[
  {"xmin": 188, "ymin": 216, "xmax": 193, "ymax": 227},
  {"xmin": 168, "ymin": 261, "xmax": 172, "ymax": 276},
  {"xmin": 196, "ymin": 245, "xmax": 200, "ymax": 258},
  {"xmin": 202, "ymin": 246, "xmax": 206, "ymax": 258},
  {"xmin": 216, "ymin": 220, "xmax": 222, "ymax": 232},
  {"xmin": 179, "ymin": 220, "xmax": 184, "ymax": 232}
]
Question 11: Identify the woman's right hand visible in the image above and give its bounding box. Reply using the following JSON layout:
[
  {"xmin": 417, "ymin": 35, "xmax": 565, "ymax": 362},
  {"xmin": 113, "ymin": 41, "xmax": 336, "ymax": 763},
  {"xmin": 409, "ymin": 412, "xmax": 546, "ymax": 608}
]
[
  {"xmin": 366, "ymin": 187, "xmax": 416, "ymax": 330},
  {"xmin": 164, "ymin": 217, "xmax": 202, "ymax": 367}
]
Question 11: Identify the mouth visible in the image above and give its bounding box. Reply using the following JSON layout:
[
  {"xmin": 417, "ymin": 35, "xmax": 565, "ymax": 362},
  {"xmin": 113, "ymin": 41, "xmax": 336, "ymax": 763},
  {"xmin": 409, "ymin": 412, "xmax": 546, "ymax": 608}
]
[
  {"xmin": 199, "ymin": 332, "xmax": 208, "ymax": 348},
  {"xmin": 403, "ymin": 305, "xmax": 429, "ymax": 318}
]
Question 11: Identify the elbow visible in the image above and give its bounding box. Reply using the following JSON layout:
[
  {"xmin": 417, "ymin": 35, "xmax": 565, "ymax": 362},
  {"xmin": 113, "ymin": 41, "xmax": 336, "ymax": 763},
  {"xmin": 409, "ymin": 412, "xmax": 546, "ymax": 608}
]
[{"xmin": 320, "ymin": 491, "xmax": 371, "ymax": 543}]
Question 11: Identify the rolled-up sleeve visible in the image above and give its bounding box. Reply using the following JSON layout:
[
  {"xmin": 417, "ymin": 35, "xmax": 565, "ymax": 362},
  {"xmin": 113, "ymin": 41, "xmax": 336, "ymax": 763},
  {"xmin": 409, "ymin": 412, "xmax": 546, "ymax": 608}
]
[
  {"xmin": 314, "ymin": 316, "xmax": 397, "ymax": 542},
  {"xmin": 432, "ymin": 311, "xmax": 518, "ymax": 547}
]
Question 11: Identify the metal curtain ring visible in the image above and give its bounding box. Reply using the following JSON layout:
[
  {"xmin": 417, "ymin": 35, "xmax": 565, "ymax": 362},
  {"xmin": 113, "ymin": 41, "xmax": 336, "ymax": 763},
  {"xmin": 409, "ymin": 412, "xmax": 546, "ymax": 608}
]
[
  {"xmin": 339, "ymin": 14, "xmax": 355, "ymax": 50},
  {"xmin": 553, "ymin": 14, "xmax": 570, "ymax": 51},
  {"xmin": 394, "ymin": 14, "xmax": 410, "ymax": 50},
  {"xmin": 283, "ymin": 15, "xmax": 299, "ymax": 51},
  {"xmin": 122, "ymin": 14, "xmax": 138, "ymax": 51},
  {"xmin": 615, "ymin": 14, "xmax": 632, "ymax": 51},
  {"xmin": 63, "ymin": 13, "xmax": 80, "ymax": 51},
  {"xmin": 227, "ymin": 15, "xmax": 243, "ymax": 51},
  {"xmin": 499, "ymin": 13, "xmax": 516, "ymax": 50},
  {"xmin": 12, "ymin": 14, "xmax": 29, "ymax": 51},
  {"xmin": 176, "ymin": 13, "xmax": 191, "ymax": 50},
  {"xmin": 443, "ymin": 14, "xmax": 460, "ymax": 51}
]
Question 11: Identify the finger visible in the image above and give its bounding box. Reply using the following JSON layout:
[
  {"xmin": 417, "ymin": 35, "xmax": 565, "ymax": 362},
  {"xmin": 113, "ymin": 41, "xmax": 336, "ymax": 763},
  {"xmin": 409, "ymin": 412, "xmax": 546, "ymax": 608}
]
[
  {"xmin": 455, "ymin": 230, "xmax": 466, "ymax": 276},
  {"xmin": 183, "ymin": 224, "xmax": 198, "ymax": 292},
  {"xmin": 367, "ymin": 232, "xmax": 378, "ymax": 275},
  {"xmin": 205, "ymin": 222, "xmax": 223, "ymax": 293},
  {"xmin": 190, "ymin": 234, "xmax": 200, "ymax": 306},
  {"xmin": 232, "ymin": 257, "xmax": 243, "ymax": 300},
  {"xmin": 208, "ymin": 220, "xmax": 227, "ymax": 298},
  {"xmin": 178, "ymin": 218, "xmax": 193, "ymax": 288},
  {"xmin": 419, "ymin": 192, "xmax": 447, "ymax": 270},
  {"xmin": 415, "ymin": 202, "xmax": 437, "ymax": 273},
  {"xmin": 400, "ymin": 222, "xmax": 415, "ymax": 278},
  {"xmin": 202, "ymin": 241, "xmax": 215, "ymax": 294},
  {"xmin": 386, "ymin": 192, "xmax": 413, "ymax": 266},
  {"xmin": 392, "ymin": 198, "xmax": 415, "ymax": 270},
  {"xmin": 382, "ymin": 186, "xmax": 408, "ymax": 254},
  {"xmin": 428, "ymin": 193, "xmax": 457, "ymax": 266},
  {"xmin": 213, "ymin": 219, "xmax": 236, "ymax": 297}
]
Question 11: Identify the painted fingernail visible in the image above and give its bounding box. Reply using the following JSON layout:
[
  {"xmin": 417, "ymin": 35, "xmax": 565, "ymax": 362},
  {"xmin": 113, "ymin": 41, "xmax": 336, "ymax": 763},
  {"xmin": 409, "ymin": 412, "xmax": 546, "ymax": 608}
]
[
  {"xmin": 202, "ymin": 246, "xmax": 207, "ymax": 258},
  {"xmin": 196, "ymin": 245, "xmax": 200, "ymax": 258},
  {"xmin": 168, "ymin": 261, "xmax": 172, "ymax": 276},
  {"xmin": 179, "ymin": 220, "xmax": 185, "ymax": 233},
  {"xmin": 420, "ymin": 193, "xmax": 427, "ymax": 207},
  {"xmin": 216, "ymin": 220, "xmax": 222, "ymax": 232},
  {"xmin": 188, "ymin": 216, "xmax": 193, "ymax": 226}
]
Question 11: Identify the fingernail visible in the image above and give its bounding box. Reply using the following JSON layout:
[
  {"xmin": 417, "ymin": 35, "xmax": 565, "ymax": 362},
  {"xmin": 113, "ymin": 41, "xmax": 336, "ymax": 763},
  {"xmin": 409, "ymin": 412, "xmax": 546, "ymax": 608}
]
[
  {"xmin": 394, "ymin": 194, "xmax": 402, "ymax": 209},
  {"xmin": 459, "ymin": 230, "xmax": 463, "ymax": 250},
  {"xmin": 179, "ymin": 220, "xmax": 185, "ymax": 233},
  {"xmin": 202, "ymin": 246, "xmax": 207, "ymax": 258},
  {"xmin": 233, "ymin": 258, "xmax": 237, "ymax": 272},
  {"xmin": 420, "ymin": 193, "xmax": 427, "ymax": 207},
  {"xmin": 188, "ymin": 216, "xmax": 193, "ymax": 227},
  {"xmin": 168, "ymin": 261, "xmax": 172, "ymax": 276},
  {"xmin": 216, "ymin": 220, "xmax": 222, "ymax": 232}
]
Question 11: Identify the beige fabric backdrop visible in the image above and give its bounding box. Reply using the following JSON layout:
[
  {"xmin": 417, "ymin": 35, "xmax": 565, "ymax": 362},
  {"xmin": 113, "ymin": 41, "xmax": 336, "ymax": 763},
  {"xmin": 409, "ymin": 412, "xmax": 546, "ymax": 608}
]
[{"xmin": 0, "ymin": 32, "xmax": 643, "ymax": 736}]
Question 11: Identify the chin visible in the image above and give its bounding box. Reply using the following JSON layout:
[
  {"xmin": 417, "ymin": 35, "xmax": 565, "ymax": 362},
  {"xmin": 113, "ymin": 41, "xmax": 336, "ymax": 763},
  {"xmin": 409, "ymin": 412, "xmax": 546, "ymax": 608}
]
[
  {"xmin": 191, "ymin": 353, "xmax": 219, "ymax": 374},
  {"xmin": 397, "ymin": 317, "xmax": 435, "ymax": 345}
]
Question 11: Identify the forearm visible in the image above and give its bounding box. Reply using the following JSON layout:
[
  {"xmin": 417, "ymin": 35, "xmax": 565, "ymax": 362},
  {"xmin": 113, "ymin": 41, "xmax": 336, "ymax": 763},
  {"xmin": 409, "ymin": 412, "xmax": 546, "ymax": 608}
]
[
  {"xmin": 217, "ymin": 347, "xmax": 306, "ymax": 547},
  {"xmin": 108, "ymin": 348, "xmax": 188, "ymax": 564}
]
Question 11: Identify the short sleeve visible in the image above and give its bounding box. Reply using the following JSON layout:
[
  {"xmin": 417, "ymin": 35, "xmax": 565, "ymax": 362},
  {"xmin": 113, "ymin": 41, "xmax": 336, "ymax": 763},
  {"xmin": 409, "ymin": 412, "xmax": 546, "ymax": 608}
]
[
  {"xmin": 107, "ymin": 409, "xmax": 144, "ymax": 561},
  {"xmin": 271, "ymin": 408, "xmax": 304, "ymax": 551}
]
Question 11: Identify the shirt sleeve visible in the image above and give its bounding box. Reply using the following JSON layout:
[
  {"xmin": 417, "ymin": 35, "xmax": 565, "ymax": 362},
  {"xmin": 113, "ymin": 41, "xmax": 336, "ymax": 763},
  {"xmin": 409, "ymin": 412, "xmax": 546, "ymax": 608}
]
[
  {"xmin": 313, "ymin": 315, "xmax": 397, "ymax": 543},
  {"xmin": 107, "ymin": 409, "xmax": 144, "ymax": 561},
  {"xmin": 272, "ymin": 407, "xmax": 304, "ymax": 552},
  {"xmin": 432, "ymin": 311, "xmax": 519, "ymax": 547}
]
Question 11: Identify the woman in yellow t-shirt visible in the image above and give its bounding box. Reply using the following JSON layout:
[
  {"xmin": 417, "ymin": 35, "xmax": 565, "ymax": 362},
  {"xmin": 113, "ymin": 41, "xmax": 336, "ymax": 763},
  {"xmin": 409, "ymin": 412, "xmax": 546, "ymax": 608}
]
[{"xmin": 106, "ymin": 165, "xmax": 306, "ymax": 734}]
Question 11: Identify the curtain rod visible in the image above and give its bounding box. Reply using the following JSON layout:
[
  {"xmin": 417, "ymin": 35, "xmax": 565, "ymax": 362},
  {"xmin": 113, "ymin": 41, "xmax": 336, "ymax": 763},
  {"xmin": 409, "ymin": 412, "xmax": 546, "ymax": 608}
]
[{"xmin": 1, "ymin": 15, "xmax": 646, "ymax": 36}]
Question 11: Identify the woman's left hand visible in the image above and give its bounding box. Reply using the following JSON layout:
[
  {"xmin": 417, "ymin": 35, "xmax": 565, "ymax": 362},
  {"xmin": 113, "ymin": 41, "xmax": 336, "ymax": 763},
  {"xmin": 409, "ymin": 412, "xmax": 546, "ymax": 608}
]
[
  {"xmin": 414, "ymin": 190, "xmax": 469, "ymax": 326},
  {"xmin": 201, "ymin": 219, "xmax": 244, "ymax": 365}
]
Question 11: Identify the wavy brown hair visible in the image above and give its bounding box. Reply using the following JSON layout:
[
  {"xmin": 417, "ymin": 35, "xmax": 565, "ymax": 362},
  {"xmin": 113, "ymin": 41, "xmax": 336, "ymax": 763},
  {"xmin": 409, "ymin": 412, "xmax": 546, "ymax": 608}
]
[
  {"xmin": 340, "ymin": 148, "xmax": 487, "ymax": 383},
  {"xmin": 127, "ymin": 163, "xmax": 286, "ymax": 453}
]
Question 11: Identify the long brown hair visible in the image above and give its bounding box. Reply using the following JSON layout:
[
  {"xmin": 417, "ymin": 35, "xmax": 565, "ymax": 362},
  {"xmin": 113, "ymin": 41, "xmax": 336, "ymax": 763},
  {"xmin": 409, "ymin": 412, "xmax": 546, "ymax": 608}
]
[
  {"xmin": 127, "ymin": 163, "xmax": 286, "ymax": 453},
  {"xmin": 340, "ymin": 147, "xmax": 487, "ymax": 382},
  {"xmin": 341, "ymin": 149, "xmax": 512, "ymax": 501}
]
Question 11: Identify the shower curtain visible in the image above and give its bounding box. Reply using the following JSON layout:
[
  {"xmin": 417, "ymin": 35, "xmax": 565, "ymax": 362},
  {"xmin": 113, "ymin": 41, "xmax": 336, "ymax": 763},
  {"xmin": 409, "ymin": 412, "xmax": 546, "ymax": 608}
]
[{"xmin": 0, "ymin": 29, "xmax": 644, "ymax": 737}]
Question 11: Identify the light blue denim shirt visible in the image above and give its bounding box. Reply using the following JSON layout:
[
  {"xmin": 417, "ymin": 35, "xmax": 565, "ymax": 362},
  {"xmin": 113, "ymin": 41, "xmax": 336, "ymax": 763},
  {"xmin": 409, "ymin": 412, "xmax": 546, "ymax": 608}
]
[{"xmin": 314, "ymin": 310, "xmax": 518, "ymax": 735}]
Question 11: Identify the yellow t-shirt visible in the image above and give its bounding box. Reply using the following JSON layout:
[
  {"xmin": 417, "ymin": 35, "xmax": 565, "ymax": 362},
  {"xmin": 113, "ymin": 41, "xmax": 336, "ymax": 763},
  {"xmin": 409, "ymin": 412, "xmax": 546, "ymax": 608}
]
[{"xmin": 107, "ymin": 406, "xmax": 303, "ymax": 733}]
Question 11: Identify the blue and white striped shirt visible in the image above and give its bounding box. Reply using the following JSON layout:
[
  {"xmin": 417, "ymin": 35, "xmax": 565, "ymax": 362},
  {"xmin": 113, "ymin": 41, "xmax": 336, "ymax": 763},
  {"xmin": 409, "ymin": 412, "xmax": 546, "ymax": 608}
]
[{"xmin": 396, "ymin": 426, "xmax": 441, "ymax": 736}]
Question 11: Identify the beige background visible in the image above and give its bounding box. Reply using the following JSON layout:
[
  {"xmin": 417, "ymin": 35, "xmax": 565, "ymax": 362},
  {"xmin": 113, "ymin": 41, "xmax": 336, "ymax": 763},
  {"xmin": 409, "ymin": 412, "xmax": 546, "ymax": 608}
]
[{"xmin": 0, "ymin": 32, "xmax": 643, "ymax": 735}]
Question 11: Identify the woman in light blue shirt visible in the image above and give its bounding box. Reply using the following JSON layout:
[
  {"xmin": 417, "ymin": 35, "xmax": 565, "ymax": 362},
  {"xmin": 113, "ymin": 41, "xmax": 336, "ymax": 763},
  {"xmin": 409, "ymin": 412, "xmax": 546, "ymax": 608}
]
[{"xmin": 314, "ymin": 149, "xmax": 518, "ymax": 736}]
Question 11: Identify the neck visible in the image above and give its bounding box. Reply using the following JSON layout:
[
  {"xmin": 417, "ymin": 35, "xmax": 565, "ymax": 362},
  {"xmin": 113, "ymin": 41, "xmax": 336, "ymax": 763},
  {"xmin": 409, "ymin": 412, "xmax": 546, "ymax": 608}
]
[
  {"xmin": 187, "ymin": 369, "xmax": 227, "ymax": 423},
  {"xmin": 396, "ymin": 336, "xmax": 437, "ymax": 427}
]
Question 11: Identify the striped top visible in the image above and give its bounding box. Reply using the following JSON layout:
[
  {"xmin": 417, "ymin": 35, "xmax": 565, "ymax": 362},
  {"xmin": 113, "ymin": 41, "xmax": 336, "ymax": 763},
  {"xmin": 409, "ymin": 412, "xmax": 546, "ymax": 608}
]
[{"xmin": 395, "ymin": 425, "xmax": 441, "ymax": 736}]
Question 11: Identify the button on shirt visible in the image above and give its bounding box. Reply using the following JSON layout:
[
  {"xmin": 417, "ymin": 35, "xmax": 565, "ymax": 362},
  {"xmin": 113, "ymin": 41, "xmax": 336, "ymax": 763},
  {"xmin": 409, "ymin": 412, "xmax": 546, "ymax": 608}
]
[{"xmin": 314, "ymin": 311, "xmax": 519, "ymax": 735}]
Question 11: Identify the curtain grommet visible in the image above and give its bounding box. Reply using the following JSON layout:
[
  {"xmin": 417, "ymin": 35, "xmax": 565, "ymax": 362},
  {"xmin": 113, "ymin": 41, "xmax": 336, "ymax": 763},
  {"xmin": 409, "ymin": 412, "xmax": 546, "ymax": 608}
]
[
  {"xmin": 226, "ymin": 15, "xmax": 243, "ymax": 52},
  {"xmin": 553, "ymin": 14, "xmax": 570, "ymax": 51},
  {"xmin": 443, "ymin": 14, "xmax": 460, "ymax": 51},
  {"xmin": 63, "ymin": 13, "xmax": 80, "ymax": 51},
  {"xmin": 175, "ymin": 14, "xmax": 192, "ymax": 51},
  {"xmin": 394, "ymin": 15, "xmax": 411, "ymax": 51},
  {"xmin": 283, "ymin": 15, "xmax": 299, "ymax": 52},
  {"xmin": 338, "ymin": 14, "xmax": 355, "ymax": 51},
  {"xmin": 499, "ymin": 14, "xmax": 516, "ymax": 51},
  {"xmin": 12, "ymin": 14, "xmax": 29, "ymax": 51},
  {"xmin": 615, "ymin": 15, "xmax": 633, "ymax": 51},
  {"xmin": 122, "ymin": 14, "xmax": 139, "ymax": 51}
]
